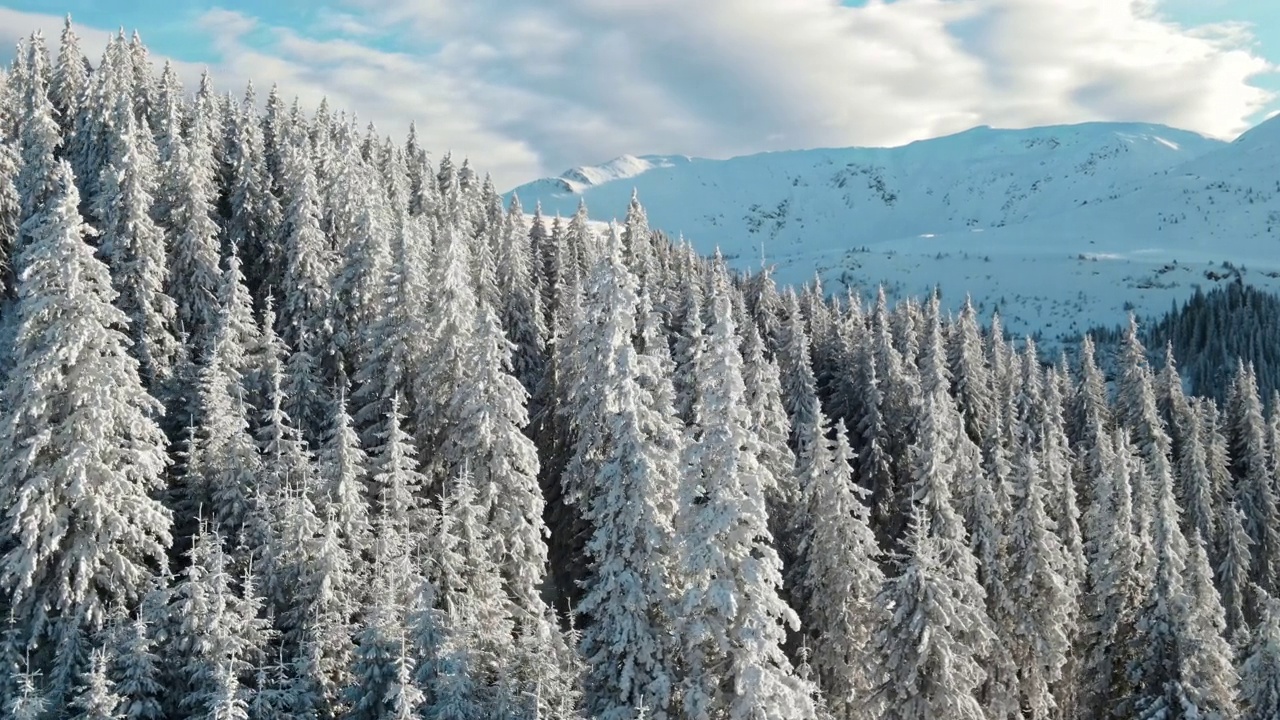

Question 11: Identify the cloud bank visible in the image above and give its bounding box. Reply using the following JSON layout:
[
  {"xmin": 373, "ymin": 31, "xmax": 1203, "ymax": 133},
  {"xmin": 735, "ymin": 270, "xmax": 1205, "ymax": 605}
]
[{"xmin": 0, "ymin": 0, "xmax": 1274, "ymax": 189}]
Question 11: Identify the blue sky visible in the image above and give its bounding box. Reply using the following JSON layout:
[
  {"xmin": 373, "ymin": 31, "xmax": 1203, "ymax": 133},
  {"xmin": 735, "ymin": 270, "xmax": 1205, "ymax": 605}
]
[{"xmin": 1, "ymin": 1, "xmax": 1276, "ymax": 189}]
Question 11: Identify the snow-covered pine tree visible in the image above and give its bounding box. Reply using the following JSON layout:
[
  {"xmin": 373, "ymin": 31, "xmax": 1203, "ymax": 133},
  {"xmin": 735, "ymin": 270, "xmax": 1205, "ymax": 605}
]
[
  {"xmin": 4, "ymin": 655, "xmax": 48, "ymax": 720},
  {"xmin": 93, "ymin": 90, "xmax": 179, "ymax": 388},
  {"xmin": 67, "ymin": 30, "xmax": 130, "ymax": 214},
  {"xmin": 1001, "ymin": 423, "xmax": 1072, "ymax": 720},
  {"xmin": 291, "ymin": 506, "xmax": 358, "ymax": 714},
  {"xmin": 345, "ymin": 530, "xmax": 415, "ymax": 720},
  {"xmin": 498, "ymin": 194, "xmax": 546, "ymax": 395},
  {"xmin": 1070, "ymin": 335, "xmax": 1111, "ymax": 472},
  {"xmin": 1227, "ymin": 361, "xmax": 1280, "ymax": 597},
  {"xmin": 282, "ymin": 332, "xmax": 329, "ymax": 448},
  {"xmin": 1126, "ymin": 417, "xmax": 1239, "ymax": 720},
  {"xmin": 563, "ymin": 199, "xmax": 595, "ymax": 288},
  {"xmin": 739, "ymin": 316, "xmax": 801, "ymax": 574},
  {"xmin": 470, "ymin": 175, "xmax": 505, "ymax": 314},
  {"xmin": 777, "ymin": 290, "xmax": 822, "ymax": 454},
  {"xmin": 948, "ymin": 295, "xmax": 995, "ymax": 447},
  {"xmin": 773, "ymin": 287, "xmax": 823, "ymax": 610},
  {"xmin": 868, "ymin": 288, "xmax": 920, "ymax": 552},
  {"xmin": 110, "ymin": 613, "xmax": 165, "ymax": 720},
  {"xmin": 1041, "ymin": 367, "xmax": 1086, "ymax": 601},
  {"xmin": 421, "ymin": 468, "xmax": 515, "ymax": 714},
  {"xmin": 161, "ymin": 120, "xmax": 224, "ymax": 360},
  {"xmin": 844, "ymin": 318, "xmax": 896, "ymax": 549},
  {"xmin": 670, "ymin": 267, "xmax": 706, "ymax": 424},
  {"xmin": 676, "ymin": 260, "xmax": 819, "ymax": 720},
  {"xmin": 330, "ymin": 156, "xmax": 391, "ymax": 375},
  {"xmin": 50, "ymin": 16, "xmax": 87, "ymax": 138},
  {"xmin": 795, "ymin": 417, "xmax": 885, "ymax": 720},
  {"xmin": 69, "ymin": 649, "xmax": 124, "ymax": 720},
  {"xmin": 167, "ymin": 525, "xmax": 269, "ymax": 718},
  {"xmin": 224, "ymin": 82, "xmax": 283, "ymax": 307},
  {"xmin": 869, "ymin": 405, "xmax": 994, "ymax": 720},
  {"xmin": 351, "ymin": 205, "xmax": 428, "ymax": 443},
  {"xmin": 1241, "ymin": 596, "xmax": 1280, "ymax": 720},
  {"xmin": 871, "ymin": 294, "xmax": 995, "ymax": 716},
  {"xmin": 1218, "ymin": 496, "xmax": 1258, "ymax": 644},
  {"xmin": 1156, "ymin": 344, "xmax": 1195, "ymax": 463},
  {"xmin": 416, "ymin": 221, "xmax": 477, "ymax": 474},
  {"xmin": 1081, "ymin": 430, "xmax": 1148, "ymax": 718},
  {"xmin": 126, "ymin": 31, "xmax": 152, "ymax": 129},
  {"xmin": 821, "ymin": 292, "xmax": 865, "ymax": 428},
  {"xmin": 148, "ymin": 61, "xmax": 182, "ymax": 168},
  {"xmin": 568, "ymin": 226, "xmax": 684, "ymax": 720},
  {"xmin": 182, "ymin": 314, "xmax": 262, "ymax": 544},
  {"xmin": 13, "ymin": 33, "xmax": 63, "ymax": 267},
  {"xmin": 191, "ymin": 70, "xmax": 224, "ymax": 158},
  {"xmin": 253, "ymin": 422, "xmax": 322, "ymax": 638},
  {"xmin": 0, "ymin": 160, "xmax": 171, "ymax": 648},
  {"xmin": 621, "ymin": 190, "xmax": 656, "ymax": 291},
  {"xmin": 1176, "ymin": 400, "xmax": 1220, "ymax": 558},
  {"xmin": 800, "ymin": 278, "xmax": 842, "ymax": 412},
  {"xmin": 277, "ymin": 120, "xmax": 335, "ymax": 360},
  {"xmin": 367, "ymin": 394, "xmax": 429, "ymax": 573},
  {"xmin": 743, "ymin": 268, "xmax": 785, "ymax": 354},
  {"xmin": 445, "ymin": 294, "xmax": 560, "ymax": 664},
  {"xmin": 0, "ymin": 130, "xmax": 18, "ymax": 297},
  {"xmin": 403, "ymin": 122, "xmax": 433, "ymax": 219},
  {"xmin": 318, "ymin": 383, "xmax": 373, "ymax": 560},
  {"xmin": 1181, "ymin": 528, "xmax": 1241, "ymax": 717}
]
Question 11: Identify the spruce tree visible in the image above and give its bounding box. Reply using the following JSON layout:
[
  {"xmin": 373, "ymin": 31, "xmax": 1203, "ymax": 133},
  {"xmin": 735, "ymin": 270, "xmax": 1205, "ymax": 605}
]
[
  {"xmin": 352, "ymin": 207, "xmax": 428, "ymax": 441},
  {"xmin": 1241, "ymin": 596, "xmax": 1280, "ymax": 720},
  {"xmin": 1126, "ymin": 422, "xmax": 1239, "ymax": 720},
  {"xmin": 676, "ymin": 261, "xmax": 819, "ymax": 720},
  {"xmin": 0, "ymin": 160, "xmax": 171, "ymax": 643},
  {"xmin": 5, "ymin": 661, "xmax": 47, "ymax": 720},
  {"xmin": 796, "ymin": 417, "xmax": 885, "ymax": 720},
  {"xmin": 416, "ymin": 222, "xmax": 477, "ymax": 468},
  {"xmin": 423, "ymin": 469, "xmax": 515, "ymax": 714},
  {"xmin": 93, "ymin": 95, "xmax": 179, "ymax": 387},
  {"xmin": 1218, "ymin": 499, "xmax": 1257, "ymax": 644},
  {"xmin": 440, "ymin": 280, "xmax": 550, "ymax": 617},
  {"xmin": 67, "ymin": 31, "xmax": 130, "ymax": 213},
  {"xmin": 869, "ymin": 427, "xmax": 993, "ymax": 720},
  {"xmin": 51, "ymin": 17, "xmax": 87, "ymax": 137},
  {"xmin": 14, "ymin": 32, "xmax": 63, "ymax": 265},
  {"xmin": 70, "ymin": 650, "xmax": 124, "ymax": 720},
  {"xmin": 948, "ymin": 296, "xmax": 995, "ymax": 446},
  {"xmin": 277, "ymin": 123, "xmax": 335, "ymax": 357},
  {"xmin": 318, "ymin": 385, "xmax": 372, "ymax": 558},
  {"xmin": 224, "ymin": 82, "xmax": 282, "ymax": 307},
  {"xmin": 1001, "ymin": 427, "xmax": 1072, "ymax": 720},
  {"xmin": 497, "ymin": 194, "xmax": 545, "ymax": 395},
  {"xmin": 168, "ymin": 526, "xmax": 269, "ymax": 718},
  {"xmin": 110, "ymin": 614, "xmax": 164, "ymax": 720},
  {"xmin": 1227, "ymin": 362, "xmax": 1280, "ymax": 596},
  {"xmin": 872, "ymin": 298, "xmax": 994, "ymax": 719},
  {"xmin": 162, "ymin": 130, "xmax": 223, "ymax": 359},
  {"xmin": 0, "ymin": 132, "xmax": 18, "ymax": 297},
  {"xmin": 556, "ymin": 226, "xmax": 683, "ymax": 719}
]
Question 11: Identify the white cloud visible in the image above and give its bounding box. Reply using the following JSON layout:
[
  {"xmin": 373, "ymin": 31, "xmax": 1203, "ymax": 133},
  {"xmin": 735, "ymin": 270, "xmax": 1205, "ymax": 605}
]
[{"xmin": 0, "ymin": 1, "xmax": 1274, "ymax": 190}]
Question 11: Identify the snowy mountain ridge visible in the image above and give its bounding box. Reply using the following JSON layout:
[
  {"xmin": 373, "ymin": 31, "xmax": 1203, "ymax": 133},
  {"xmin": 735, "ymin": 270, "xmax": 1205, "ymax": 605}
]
[
  {"xmin": 519, "ymin": 154, "xmax": 698, "ymax": 196},
  {"xmin": 509, "ymin": 120, "xmax": 1280, "ymax": 340}
]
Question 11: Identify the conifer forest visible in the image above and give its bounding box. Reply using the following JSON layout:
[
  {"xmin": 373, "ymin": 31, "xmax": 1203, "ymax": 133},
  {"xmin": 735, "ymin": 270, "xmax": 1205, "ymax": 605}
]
[{"xmin": 3, "ymin": 21, "xmax": 1280, "ymax": 720}]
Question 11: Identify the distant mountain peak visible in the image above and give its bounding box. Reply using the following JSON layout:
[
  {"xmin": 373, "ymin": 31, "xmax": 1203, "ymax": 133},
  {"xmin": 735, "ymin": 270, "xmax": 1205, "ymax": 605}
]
[{"xmin": 553, "ymin": 154, "xmax": 698, "ymax": 194}]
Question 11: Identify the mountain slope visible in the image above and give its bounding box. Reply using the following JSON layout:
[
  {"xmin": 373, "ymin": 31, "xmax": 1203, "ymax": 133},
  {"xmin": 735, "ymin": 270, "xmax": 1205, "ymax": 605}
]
[{"xmin": 509, "ymin": 121, "xmax": 1280, "ymax": 340}]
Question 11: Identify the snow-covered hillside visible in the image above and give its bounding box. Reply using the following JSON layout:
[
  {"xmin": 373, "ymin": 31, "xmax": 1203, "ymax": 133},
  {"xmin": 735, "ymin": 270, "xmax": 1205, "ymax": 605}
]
[{"xmin": 509, "ymin": 121, "xmax": 1280, "ymax": 340}]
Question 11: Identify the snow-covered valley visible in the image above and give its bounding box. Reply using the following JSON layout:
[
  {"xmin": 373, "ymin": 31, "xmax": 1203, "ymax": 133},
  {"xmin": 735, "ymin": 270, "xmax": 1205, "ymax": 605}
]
[{"xmin": 510, "ymin": 119, "xmax": 1280, "ymax": 340}]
